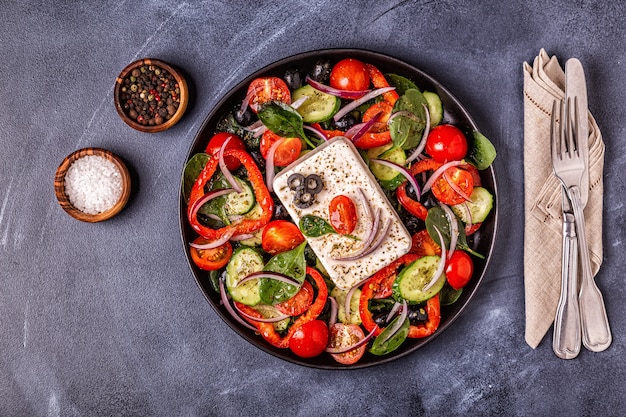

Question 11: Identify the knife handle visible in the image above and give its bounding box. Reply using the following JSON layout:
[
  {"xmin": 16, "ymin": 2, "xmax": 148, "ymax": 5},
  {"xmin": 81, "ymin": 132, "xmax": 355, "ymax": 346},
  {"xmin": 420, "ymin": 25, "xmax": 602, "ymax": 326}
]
[
  {"xmin": 569, "ymin": 186, "xmax": 612, "ymax": 352},
  {"xmin": 553, "ymin": 212, "xmax": 581, "ymax": 359}
]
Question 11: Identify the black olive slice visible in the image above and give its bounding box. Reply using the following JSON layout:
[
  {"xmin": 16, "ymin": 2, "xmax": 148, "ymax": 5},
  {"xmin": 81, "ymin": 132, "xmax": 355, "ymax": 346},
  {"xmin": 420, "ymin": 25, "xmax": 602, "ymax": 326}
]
[
  {"xmin": 304, "ymin": 174, "xmax": 323, "ymax": 194},
  {"xmin": 287, "ymin": 173, "xmax": 305, "ymax": 191}
]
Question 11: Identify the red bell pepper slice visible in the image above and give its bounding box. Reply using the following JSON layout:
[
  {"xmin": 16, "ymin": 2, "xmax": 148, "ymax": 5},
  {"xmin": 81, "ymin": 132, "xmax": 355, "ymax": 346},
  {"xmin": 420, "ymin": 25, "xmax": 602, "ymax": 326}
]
[
  {"xmin": 365, "ymin": 63, "xmax": 399, "ymax": 105},
  {"xmin": 359, "ymin": 253, "xmax": 441, "ymax": 339},
  {"xmin": 187, "ymin": 148, "xmax": 274, "ymax": 241},
  {"xmin": 396, "ymin": 158, "xmax": 443, "ymax": 220},
  {"xmin": 311, "ymin": 123, "xmax": 392, "ymax": 150},
  {"xmin": 359, "ymin": 254, "xmax": 419, "ymax": 336},
  {"xmin": 235, "ymin": 266, "xmax": 328, "ymax": 349}
]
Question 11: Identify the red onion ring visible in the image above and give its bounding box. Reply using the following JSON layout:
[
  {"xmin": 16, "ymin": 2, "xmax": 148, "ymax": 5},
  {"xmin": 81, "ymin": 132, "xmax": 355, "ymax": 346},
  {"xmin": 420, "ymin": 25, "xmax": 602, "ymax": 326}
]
[
  {"xmin": 305, "ymin": 75, "xmax": 370, "ymax": 100},
  {"xmin": 443, "ymin": 170, "xmax": 473, "ymax": 202},
  {"xmin": 237, "ymin": 271, "xmax": 300, "ymax": 287},
  {"xmin": 325, "ymin": 325, "xmax": 378, "ymax": 354},
  {"xmin": 347, "ymin": 217, "xmax": 391, "ymax": 260},
  {"xmin": 386, "ymin": 301, "xmax": 402, "ymax": 323},
  {"xmin": 218, "ymin": 137, "xmax": 243, "ymax": 193},
  {"xmin": 422, "ymin": 226, "xmax": 447, "ymax": 292},
  {"xmin": 303, "ymin": 125, "xmax": 328, "ymax": 142},
  {"xmin": 189, "ymin": 228, "xmax": 235, "ymax": 250},
  {"xmin": 328, "ymin": 296, "xmax": 338, "ymax": 328},
  {"xmin": 345, "ymin": 111, "xmax": 382, "ymax": 142},
  {"xmin": 237, "ymin": 86, "xmax": 263, "ymax": 117},
  {"xmin": 422, "ymin": 160, "xmax": 466, "ymax": 194},
  {"xmin": 332, "ymin": 208, "xmax": 381, "ymax": 261},
  {"xmin": 333, "ymin": 87, "xmax": 396, "ymax": 122},
  {"xmin": 344, "ymin": 285, "xmax": 359, "ymax": 323},
  {"xmin": 406, "ymin": 103, "xmax": 431, "ymax": 163},
  {"xmin": 370, "ymin": 159, "xmax": 421, "ymax": 200},
  {"xmin": 386, "ymin": 109, "xmax": 419, "ymax": 125},
  {"xmin": 265, "ymin": 137, "xmax": 286, "ymax": 193},
  {"xmin": 219, "ymin": 279, "xmax": 258, "ymax": 332},
  {"xmin": 230, "ymin": 233, "xmax": 255, "ymax": 241},
  {"xmin": 290, "ymin": 95, "xmax": 309, "ymax": 109},
  {"xmin": 189, "ymin": 188, "xmax": 236, "ymax": 221},
  {"xmin": 440, "ymin": 203, "xmax": 459, "ymax": 258},
  {"xmin": 234, "ymin": 303, "xmax": 290, "ymax": 323},
  {"xmin": 378, "ymin": 300, "xmax": 408, "ymax": 344}
]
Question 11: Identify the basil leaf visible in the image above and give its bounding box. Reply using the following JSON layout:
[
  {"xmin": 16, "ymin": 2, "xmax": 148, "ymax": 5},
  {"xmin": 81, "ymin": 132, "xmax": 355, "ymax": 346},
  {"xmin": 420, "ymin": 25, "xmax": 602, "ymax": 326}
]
[
  {"xmin": 182, "ymin": 153, "xmax": 210, "ymax": 203},
  {"xmin": 439, "ymin": 283, "xmax": 463, "ymax": 306},
  {"xmin": 369, "ymin": 316, "xmax": 410, "ymax": 356},
  {"xmin": 257, "ymin": 101, "xmax": 308, "ymax": 142},
  {"xmin": 260, "ymin": 242, "xmax": 307, "ymax": 304},
  {"xmin": 389, "ymin": 89, "xmax": 427, "ymax": 149},
  {"xmin": 468, "ymin": 130, "xmax": 497, "ymax": 170},
  {"xmin": 299, "ymin": 215, "xmax": 336, "ymax": 238},
  {"xmin": 425, "ymin": 207, "xmax": 484, "ymax": 259},
  {"xmin": 385, "ymin": 73, "xmax": 419, "ymax": 95}
]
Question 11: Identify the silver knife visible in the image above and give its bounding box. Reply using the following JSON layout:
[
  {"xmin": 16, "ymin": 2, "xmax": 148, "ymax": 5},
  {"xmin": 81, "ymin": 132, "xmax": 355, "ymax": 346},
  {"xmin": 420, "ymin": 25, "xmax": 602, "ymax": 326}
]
[
  {"xmin": 552, "ymin": 186, "xmax": 581, "ymax": 359},
  {"xmin": 564, "ymin": 58, "xmax": 612, "ymax": 352}
]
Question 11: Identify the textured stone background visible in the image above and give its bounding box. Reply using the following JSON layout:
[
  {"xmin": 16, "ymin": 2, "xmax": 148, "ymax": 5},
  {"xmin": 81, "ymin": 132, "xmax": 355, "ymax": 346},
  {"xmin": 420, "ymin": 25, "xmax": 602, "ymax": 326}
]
[{"xmin": 1, "ymin": 1, "xmax": 625, "ymax": 415}]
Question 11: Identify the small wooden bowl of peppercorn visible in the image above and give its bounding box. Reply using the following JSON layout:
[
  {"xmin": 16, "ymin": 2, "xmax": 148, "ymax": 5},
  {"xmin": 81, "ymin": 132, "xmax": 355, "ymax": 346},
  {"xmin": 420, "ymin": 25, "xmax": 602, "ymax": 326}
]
[
  {"xmin": 54, "ymin": 147, "xmax": 132, "ymax": 222},
  {"xmin": 114, "ymin": 58, "xmax": 188, "ymax": 133}
]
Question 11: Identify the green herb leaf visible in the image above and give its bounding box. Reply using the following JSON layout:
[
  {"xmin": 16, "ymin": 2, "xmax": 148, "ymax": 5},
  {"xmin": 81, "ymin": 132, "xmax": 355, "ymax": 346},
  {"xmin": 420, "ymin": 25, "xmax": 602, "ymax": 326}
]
[
  {"xmin": 182, "ymin": 153, "xmax": 210, "ymax": 203},
  {"xmin": 385, "ymin": 73, "xmax": 419, "ymax": 95},
  {"xmin": 425, "ymin": 207, "xmax": 484, "ymax": 259},
  {"xmin": 369, "ymin": 315, "xmax": 410, "ymax": 356},
  {"xmin": 260, "ymin": 242, "xmax": 307, "ymax": 304},
  {"xmin": 389, "ymin": 89, "xmax": 427, "ymax": 150},
  {"xmin": 299, "ymin": 215, "xmax": 336, "ymax": 238},
  {"xmin": 257, "ymin": 101, "xmax": 313, "ymax": 146},
  {"xmin": 467, "ymin": 130, "xmax": 497, "ymax": 170}
]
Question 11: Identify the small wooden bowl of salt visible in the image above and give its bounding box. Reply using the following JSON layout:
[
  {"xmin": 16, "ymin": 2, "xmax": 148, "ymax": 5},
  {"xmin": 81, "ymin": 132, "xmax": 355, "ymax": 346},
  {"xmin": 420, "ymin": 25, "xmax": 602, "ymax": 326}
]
[{"xmin": 54, "ymin": 148, "xmax": 131, "ymax": 222}]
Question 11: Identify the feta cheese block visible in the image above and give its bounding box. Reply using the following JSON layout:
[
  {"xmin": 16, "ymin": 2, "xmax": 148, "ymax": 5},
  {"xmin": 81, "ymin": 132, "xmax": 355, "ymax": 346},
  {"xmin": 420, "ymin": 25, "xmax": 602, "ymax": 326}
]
[{"xmin": 273, "ymin": 137, "xmax": 412, "ymax": 290}]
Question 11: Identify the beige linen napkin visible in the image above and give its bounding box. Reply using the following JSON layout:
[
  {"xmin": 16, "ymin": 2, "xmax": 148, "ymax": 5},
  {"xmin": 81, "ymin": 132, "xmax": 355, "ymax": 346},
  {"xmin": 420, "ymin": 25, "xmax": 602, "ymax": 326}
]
[{"xmin": 523, "ymin": 49, "xmax": 605, "ymax": 349}]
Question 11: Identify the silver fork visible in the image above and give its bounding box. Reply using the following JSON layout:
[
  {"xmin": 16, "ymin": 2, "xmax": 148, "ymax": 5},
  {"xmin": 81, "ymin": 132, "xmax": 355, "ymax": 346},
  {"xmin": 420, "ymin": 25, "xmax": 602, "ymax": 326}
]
[{"xmin": 551, "ymin": 98, "xmax": 612, "ymax": 353}]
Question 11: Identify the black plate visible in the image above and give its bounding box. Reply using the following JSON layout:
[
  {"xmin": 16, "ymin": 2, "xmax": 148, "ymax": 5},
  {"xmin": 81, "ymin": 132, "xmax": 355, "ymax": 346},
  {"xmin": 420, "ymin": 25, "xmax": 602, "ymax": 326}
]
[{"xmin": 179, "ymin": 48, "xmax": 498, "ymax": 369}]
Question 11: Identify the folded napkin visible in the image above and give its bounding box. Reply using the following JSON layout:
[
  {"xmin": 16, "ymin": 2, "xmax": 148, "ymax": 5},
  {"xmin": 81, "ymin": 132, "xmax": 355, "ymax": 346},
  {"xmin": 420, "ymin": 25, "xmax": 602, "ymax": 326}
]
[{"xmin": 523, "ymin": 49, "xmax": 605, "ymax": 349}]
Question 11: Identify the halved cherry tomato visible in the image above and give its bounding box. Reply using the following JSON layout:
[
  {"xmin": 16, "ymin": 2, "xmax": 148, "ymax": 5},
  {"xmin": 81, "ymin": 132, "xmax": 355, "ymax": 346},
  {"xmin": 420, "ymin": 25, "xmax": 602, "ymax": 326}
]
[
  {"xmin": 445, "ymin": 250, "xmax": 474, "ymax": 290},
  {"xmin": 329, "ymin": 195, "xmax": 357, "ymax": 235},
  {"xmin": 328, "ymin": 323, "xmax": 366, "ymax": 365},
  {"xmin": 275, "ymin": 281, "xmax": 314, "ymax": 316},
  {"xmin": 260, "ymin": 130, "xmax": 302, "ymax": 167},
  {"xmin": 330, "ymin": 58, "xmax": 370, "ymax": 91},
  {"xmin": 431, "ymin": 166, "xmax": 474, "ymax": 205},
  {"xmin": 205, "ymin": 132, "xmax": 246, "ymax": 171},
  {"xmin": 425, "ymin": 124, "xmax": 468, "ymax": 162},
  {"xmin": 362, "ymin": 101, "xmax": 393, "ymax": 132},
  {"xmin": 261, "ymin": 220, "xmax": 305, "ymax": 255},
  {"xmin": 189, "ymin": 238, "xmax": 233, "ymax": 271},
  {"xmin": 247, "ymin": 77, "xmax": 291, "ymax": 113},
  {"xmin": 288, "ymin": 319, "xmax": 329, "ymax": 358},
  {"xmin": 410, "ymin": 230, "xmax": 442, "ymax": 257}
]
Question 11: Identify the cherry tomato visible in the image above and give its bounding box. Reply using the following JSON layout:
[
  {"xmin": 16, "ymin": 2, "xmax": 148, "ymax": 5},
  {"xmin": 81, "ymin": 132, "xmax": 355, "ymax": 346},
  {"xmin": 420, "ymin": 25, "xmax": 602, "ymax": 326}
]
[
  {"xmin": 247, "ymin": 77, "xmax": 291, "ymax": 113},
  {"xmin": 409, "ymin": 230, "xmax": 441, "ymax": 257},
  {"xmin": 425, "ymin": 124, "xmax": 468, "ymax": 162},
  {"xmin": 329, "ymin": 58, "xmax": 370, "ymax": 91},
  {"xmin": 431, "ymin": 166, "xmax": 474, "ymax": 206},
  {"xmin": 275, "ymin": 281, "xmax": 314, "ymax": 316},
  {"xmin": 260, "ymin": 130, "xmax": 302, "ymax": 167},
  {"xmin": 189, "ymin": 238, "xmax": 233, "ymax": 271},
  {"xmin": 328, "ymin": 323, "xmax": 367, "ymax": 365},
  {"xmin": 288, "ymin": 320, "xmax": 329, "ymax": 358},
  {"xmin": 261, "ymin": 220, "xmax": 305, "ymax": 255},
  {"xmin": 329, "ymin": 195, "xmax": 357, "ymax": 235},
  {"xmin": 205, "ymin": 132, "xmax": 246, "ymax": 171},
  {"xmin": 445, "ymin": 250, "xmax": 474, "ymax": 290}
]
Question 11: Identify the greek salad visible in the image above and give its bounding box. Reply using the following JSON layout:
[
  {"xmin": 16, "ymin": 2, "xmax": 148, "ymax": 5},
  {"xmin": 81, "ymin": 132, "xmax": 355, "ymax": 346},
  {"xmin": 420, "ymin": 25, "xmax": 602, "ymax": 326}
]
[{"xmin": 182, "ymin": 55, "xmax": 496, "ymax": 365}]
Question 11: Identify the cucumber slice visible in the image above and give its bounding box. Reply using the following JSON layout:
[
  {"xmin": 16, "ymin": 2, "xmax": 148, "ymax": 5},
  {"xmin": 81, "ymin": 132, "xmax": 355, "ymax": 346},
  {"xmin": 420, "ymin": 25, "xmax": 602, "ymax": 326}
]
[
  {"xmin": 225, "ymin": 247, "xmax": 264, "ymax": 306},
  {"xmin": 330, "ymin": 287, "xmax": 362, "ymax": 325},
  {"xmin": 392, "ymin": 255, "xmax": 446, "ymax": 304},
  {"xmin": 451, "ymin": 186, "xmax": 493, "ymax": 224},
  {"xmin": 292, "ymin": 84, "xmax": 340, "ymax": 123},
  {"xmin": 224, "ymin": 177, "xmax": 255, "ymax": 216},
  {"xmin": 368, "ymin": 145, "xmax": 407, "ymax": 183},
  {"xmin": 250, "ymin": 304, "xmax": 291, "ymax": 332},
  {"xmin": 423, "ymin": 91, "xmax": 443, "ymax": 127}
]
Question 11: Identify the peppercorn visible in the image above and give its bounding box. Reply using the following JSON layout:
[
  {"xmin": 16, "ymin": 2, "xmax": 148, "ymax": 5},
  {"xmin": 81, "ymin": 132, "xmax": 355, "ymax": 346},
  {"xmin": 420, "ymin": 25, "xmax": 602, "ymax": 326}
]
[{"xmin": 119, "ymin": 62, "xmax": 181, "ymax": 126}]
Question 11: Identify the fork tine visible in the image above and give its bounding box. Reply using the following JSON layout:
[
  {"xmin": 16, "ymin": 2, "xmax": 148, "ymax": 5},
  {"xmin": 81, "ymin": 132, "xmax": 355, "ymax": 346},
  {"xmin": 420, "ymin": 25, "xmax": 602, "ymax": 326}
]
[{"xmin": 551, "ymin": 99, "xmax": 563, "ymax": 162}]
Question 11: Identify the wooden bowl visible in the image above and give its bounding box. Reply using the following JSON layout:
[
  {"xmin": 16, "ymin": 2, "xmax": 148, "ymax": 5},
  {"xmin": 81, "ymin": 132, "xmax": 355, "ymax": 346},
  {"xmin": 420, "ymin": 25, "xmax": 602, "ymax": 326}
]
[
  {"xmin": 114, "ymin": 58, "xmax": 188, "ymax": 133},
  {"xmin": 54, "ymin": 148, "xmax": 131, "ymax": 222}
]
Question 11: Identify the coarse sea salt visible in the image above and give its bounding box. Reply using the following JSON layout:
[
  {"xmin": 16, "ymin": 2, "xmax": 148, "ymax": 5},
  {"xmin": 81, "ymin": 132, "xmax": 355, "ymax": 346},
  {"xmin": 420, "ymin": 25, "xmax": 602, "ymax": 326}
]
[{"xmin": 64, "ymin": 155, "xmax": 122, "ymax": 215}]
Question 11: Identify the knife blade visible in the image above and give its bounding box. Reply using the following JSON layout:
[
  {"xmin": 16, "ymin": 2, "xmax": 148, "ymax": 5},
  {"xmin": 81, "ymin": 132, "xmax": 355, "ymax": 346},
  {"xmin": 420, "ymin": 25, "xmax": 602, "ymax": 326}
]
[{"xmin": 564, "ymin": 57, "xmax": 612, "ymax": 352}]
